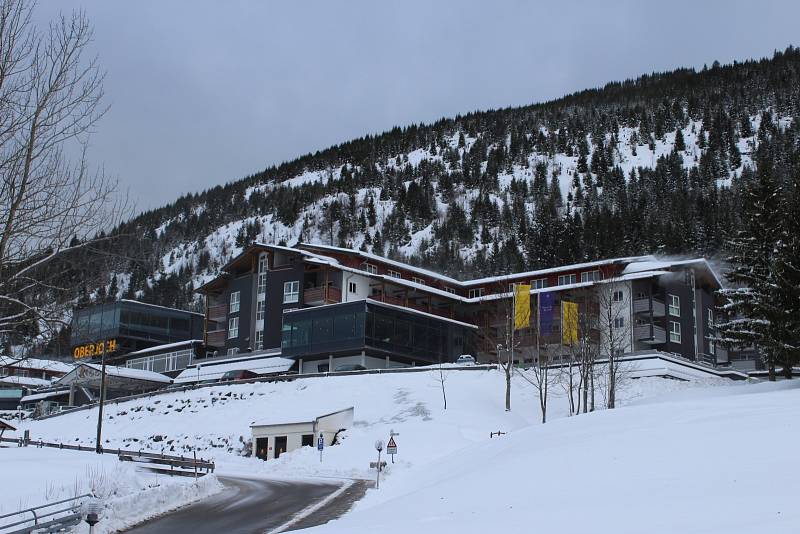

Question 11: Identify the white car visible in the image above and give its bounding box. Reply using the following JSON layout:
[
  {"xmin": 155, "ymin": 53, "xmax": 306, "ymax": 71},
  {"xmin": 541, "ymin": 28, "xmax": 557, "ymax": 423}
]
[{"xmin": 455, "ymin": 354, "xmax": 476, "ymax": 365}]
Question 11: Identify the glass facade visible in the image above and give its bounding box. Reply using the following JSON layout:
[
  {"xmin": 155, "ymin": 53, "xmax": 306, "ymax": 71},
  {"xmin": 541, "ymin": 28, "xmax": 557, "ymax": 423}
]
[
  {"xmin": 71, "ymin": 301, "xmax": 203, "ymax": 354},
  {"xmin": 281, "ymin": 301, "xmax": 475, "ymax": 364}
]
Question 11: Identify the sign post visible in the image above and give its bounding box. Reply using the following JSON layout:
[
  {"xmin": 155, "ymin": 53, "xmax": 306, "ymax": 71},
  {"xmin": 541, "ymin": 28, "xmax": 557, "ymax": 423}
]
[
  {"xmin": 317, "ymin": 433, "xmax": 324, "ymax": 462},
  {"xmin": 386, "ymin": 436, "xmax": 397, "ymax": 463},
  {"xmin": 374, "ymin": 440, "xmax": 384, "ymax": 489}
]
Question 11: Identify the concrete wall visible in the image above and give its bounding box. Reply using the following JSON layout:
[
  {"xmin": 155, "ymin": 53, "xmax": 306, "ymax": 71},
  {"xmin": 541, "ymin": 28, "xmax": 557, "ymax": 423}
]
[
  {"xmin": 341, "ymin": 273, "xmax": 373, "ymax": 303},
  {"xmin": 251, "ymin": 408, "xmax": 353, "ymax": 460}
]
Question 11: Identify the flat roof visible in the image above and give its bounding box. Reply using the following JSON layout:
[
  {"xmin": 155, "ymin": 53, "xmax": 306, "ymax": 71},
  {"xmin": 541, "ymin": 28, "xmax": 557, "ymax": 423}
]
[
  {"xmin": 250, "ymin": 406, "xmax": 353, "ymax": 428},
  {"xmin": 173, "ymin": 356, "xmax": 295, "ymax": 384},
  {"xmin": 123, "ymin": 339, "xmax": 203, "ymax": 358},
  {"xmin": 0, "ymin": 356, "xmax": 74, "ymax": 374}
]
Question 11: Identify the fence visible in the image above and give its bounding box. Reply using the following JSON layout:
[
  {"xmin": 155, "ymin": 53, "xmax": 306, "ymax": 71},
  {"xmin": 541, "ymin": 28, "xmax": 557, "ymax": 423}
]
[
  {"xmin": 0, "ymin": 493, "xmax": 91, "ymax": 534},
  {"xmin": 0, "ymin": 436, "xmax": 214, "ymax": 474}
]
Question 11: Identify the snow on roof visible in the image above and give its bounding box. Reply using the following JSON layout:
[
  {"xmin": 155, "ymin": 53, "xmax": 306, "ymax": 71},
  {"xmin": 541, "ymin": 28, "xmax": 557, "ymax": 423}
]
[
  {"xmin": 119, "ymin": 299, "xmax": 204, "ymax": 316},
  {"xmin": 0, "ymin": 418, "xmax": 16, "ymax": 430},
  {"xmin": 298, "ymin": 243, "xmax": 464, "ymax": 285},
  {"xmin": 173, "ymin": 356, "xmax": 295, "ymax": 384},
  {"xmin": 54, "ymin": 363, "xmax": 172, "ymax": 385},
  {"xmin": 463, "ymin": 256, "xmax": 653, "ymax": 286},
  {"xmin": 250, "ymin": 406, "xmax": 353, "ymax": 427},
  {"xmin": 0, "ymin": 356, "xmax": 74, "ymax": 374},
  {"xmin": 20, "ymin": 389, "xmax": 70, "ymax": 403},
  {"xmin": 622, "ymin": 258, "xmax": 723, "ymax": 287},
  {"xmin": 0, "ymin": 376, "xmax": 52, "ymax": 388},
  {"xmin": 123, "ymin": 340, "xmax": 203, "ymax": 358}
]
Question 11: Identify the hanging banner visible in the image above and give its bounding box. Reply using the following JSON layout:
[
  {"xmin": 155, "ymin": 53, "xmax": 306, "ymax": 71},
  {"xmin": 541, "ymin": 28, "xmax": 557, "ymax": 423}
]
[
  {"xmin": 539, "ymin": 291, "xmax": 555, "ymax": 335},
  {"xmin": 562, "ymin": 301, "xmax": 579, "ymax": 346},
  {"xmin": 513, "ymin": 284, "xmax": 531, "ymax": 330}
]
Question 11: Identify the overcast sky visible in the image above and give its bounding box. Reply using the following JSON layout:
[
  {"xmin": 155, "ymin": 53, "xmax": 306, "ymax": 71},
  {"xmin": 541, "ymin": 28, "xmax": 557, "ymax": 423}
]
[{"xmin": 33, "ymin": 1, "xmax": 799, "ymax": 212}]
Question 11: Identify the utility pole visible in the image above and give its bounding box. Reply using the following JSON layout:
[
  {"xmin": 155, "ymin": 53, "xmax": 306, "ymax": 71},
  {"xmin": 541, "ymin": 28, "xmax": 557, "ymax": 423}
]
[{"xmin": 95, "ymin": 352, "xmax": 108, "ymax": 453}]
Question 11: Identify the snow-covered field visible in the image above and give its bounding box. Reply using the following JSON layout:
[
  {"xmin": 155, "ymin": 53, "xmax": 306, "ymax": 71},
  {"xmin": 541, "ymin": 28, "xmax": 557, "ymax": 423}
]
[
  {"xmin": 0, "ymin": 446, "xmax": 221, "ymax": 534},
  {"xmin": 4, "ymin": 369, "xmax": 795, "ymax": 533}
]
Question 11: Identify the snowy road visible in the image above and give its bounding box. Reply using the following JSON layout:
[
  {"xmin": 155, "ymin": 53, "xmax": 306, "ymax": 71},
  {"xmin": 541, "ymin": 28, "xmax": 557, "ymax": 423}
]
[{"xmin": 123, "ymin": 476, "xmax": 343, "ymax": 534}]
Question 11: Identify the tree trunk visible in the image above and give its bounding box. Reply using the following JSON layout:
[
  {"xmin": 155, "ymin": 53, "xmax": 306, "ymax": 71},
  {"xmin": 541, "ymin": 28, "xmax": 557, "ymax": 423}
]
[{"xmin": 505, "ymin": 365, "xmax": 511, "ymax": 411}]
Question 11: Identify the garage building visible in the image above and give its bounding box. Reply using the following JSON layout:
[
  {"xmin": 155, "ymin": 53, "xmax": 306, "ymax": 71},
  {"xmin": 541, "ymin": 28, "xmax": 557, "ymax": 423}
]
[{"xmin": 251, "ymin": 406, "xmax": 353, "ymax": 460}]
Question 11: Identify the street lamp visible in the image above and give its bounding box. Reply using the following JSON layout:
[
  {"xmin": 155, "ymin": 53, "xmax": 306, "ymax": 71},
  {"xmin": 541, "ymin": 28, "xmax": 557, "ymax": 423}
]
[{"xmin": 83, "ymin": 498, "xmax": 102, "ymax": 534}]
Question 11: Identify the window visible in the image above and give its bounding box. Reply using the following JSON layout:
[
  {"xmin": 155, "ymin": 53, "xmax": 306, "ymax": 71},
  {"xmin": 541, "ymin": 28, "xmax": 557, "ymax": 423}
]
[
  {"xmin": 228, "ymin": 317, "xmax": 239, "ymax": 339},
  {"xmin": 254, "ymin": 330, "xmax": 263, "ymax": 350},
  {"xmin": 445, "ymin": 287, "xmax": 456, "ymax": 294},
  {"xmin": 614, "ymin": 317, "xmax": 625, "ymax": 328},
  {"xmin": 258, "ymin": 254, "xmax": 267, "ymax": 273},
  {"xmin": 256, "ymin": 300, "xmax": 265, "ymax": 321},
  {"xmin": 412, "ymin": 277, "xmax": 426, "ymax": 285},
  {"xmin": 531, "ymin": 278, "xmax": 548, "ymax": 289},
  {"xmin": 612, "ymin": 290, "xmax": 624, "ymax": 302},
  {"xmin": 257, "ymin": 272, "xmax": 267, "ymax": 295},
  {"xmin": 227, "ymin": 347, "xmax": 239, "ymax": 356},
  {"xmin": 581, "ymin": 270, "xmax": 601, "ymax": 283},
  {"xmin": 557, "ymin": 274, "xmax": 577, "ymax": 286},
  {"xmin": 669, "ymin": 294, "xmax": 680, "ymax": 316},
  {"xmin": 283, "ymin": 281, "xmax": 299, "ymax": 303},
  {"xmin": 707, "ymin": 308, "xmax": 714, "ymax": 328},
  {"xmin": 365, "ymin": 263, "xmax": 378, "ymax": 275},
  {"xmin": 348, "ymin": 281, "xmax": 357, "ymax": 294},
  {"xmin": 229, "ymin": 291, "xmax": 240, "ymax": 314},
  {"xmin": 388, "ymin": 270, "xmax": 402, "ymax": 279},
  {"xmin": 468, "ymin": 288, "xmax": 485, "ymax": 299},
  {"xmin": 669, "ymin": 321, "xmax": 681, "ymax": 343}
]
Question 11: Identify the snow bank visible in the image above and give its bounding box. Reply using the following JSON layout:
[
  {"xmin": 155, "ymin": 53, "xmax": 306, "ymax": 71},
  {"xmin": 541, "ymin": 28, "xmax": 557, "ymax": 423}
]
[{"xmin": 0, "ymin": 447, "xmax": 221, "ymax": 533}]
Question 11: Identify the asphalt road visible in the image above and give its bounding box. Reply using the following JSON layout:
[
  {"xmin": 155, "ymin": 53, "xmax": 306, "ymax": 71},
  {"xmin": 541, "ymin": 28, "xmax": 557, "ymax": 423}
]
[{"xmin": 124, "ymin": 476, "xmax": 342, "ymax": 534}]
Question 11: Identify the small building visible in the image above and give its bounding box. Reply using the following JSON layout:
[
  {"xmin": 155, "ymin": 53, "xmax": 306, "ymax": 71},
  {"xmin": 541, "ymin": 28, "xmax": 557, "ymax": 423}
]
[
  {"xmin": 0, "ymin": 419, "xmax": 15, "ymax": 437},
  {"xmin": 122, "ymin": 339, "xmax": 205, "ymax": 378},
  {"xmin": 250, "ymin": 406, "xmax": 354, "ymax": 461},
  {"xmin": 52, "ymin": 361, "xmax": 172, "ymax": 406},
  {"xmin": 0, "ymin": 356, "xmax": 74, "ymax": 381}
]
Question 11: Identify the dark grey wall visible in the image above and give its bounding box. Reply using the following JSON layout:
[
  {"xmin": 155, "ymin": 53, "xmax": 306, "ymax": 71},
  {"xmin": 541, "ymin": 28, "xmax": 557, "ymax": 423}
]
[
  {"xmin": 225, "ymin": 274, "xmax": 255, "ymax": 353},
  {"xmin": 660, "ymin": 274, "xmax": 697, "ymax": 360},
  {"xmin": 263, "ymin": 264, "xmax": 306, "ymax": 350}
]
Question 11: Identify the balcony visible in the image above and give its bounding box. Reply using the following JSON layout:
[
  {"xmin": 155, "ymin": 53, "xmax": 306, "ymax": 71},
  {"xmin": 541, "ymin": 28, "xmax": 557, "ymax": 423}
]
[
  {"xmin": 207, "ymin": 304, "xmax": 228, "ymax": 322},
  {"xmin": 303, "ymin": 286, "xmax": 342, "ymax": 306},
  {"xmin": 206, "ymin": 329, "xmax": 227, "ymax": 348},
  {"xmin": 634, "ymin": 324, "xmax": 666, "ymax": 344},
  {"xmin": 633, "ymin": 297, "xmax": 665, "ymax": 317}
]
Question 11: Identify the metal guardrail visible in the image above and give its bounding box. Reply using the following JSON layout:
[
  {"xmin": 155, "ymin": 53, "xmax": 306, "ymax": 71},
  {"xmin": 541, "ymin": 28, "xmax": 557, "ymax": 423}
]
[
  {"xmin": 0, "ymin": 493, "xmax": 91, "ymax": 534},
  {"xmin": 0, "ymin": 437, "xmax": 214, "ymax": 474},
  {"xmin": 33, "ymin": 364, "xmax": 497, "ymax": 421}
]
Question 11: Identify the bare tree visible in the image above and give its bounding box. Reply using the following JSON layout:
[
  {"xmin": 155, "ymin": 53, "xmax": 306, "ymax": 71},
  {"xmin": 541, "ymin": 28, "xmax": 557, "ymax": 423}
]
[
  {"xmin": 595, "ymin": 276, "xmax": 632, "ymax": 409},
  {"xmin": 435, "ymin": 360, "xmax": 447, "ymax": 410},
  {"xmin": 0, "ymin": 1, "xmax": 126, "ymax": 358}
]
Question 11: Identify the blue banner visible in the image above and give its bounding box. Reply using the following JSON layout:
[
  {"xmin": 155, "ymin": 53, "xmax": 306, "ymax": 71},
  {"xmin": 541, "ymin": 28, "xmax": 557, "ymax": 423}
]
[{"xmin": 539, "ymin": 292, "xmax": 556, "ymax": 335}]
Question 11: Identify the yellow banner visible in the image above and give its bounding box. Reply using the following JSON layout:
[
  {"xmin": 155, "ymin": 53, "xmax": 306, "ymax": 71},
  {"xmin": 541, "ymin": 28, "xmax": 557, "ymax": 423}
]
[
  {"xmin": 562, "ymin": 301, "xmax": 578, "ymax": 345},
  {"xmin": 514, "ymin": 284, "xmax": 531, "ymax": 330}
]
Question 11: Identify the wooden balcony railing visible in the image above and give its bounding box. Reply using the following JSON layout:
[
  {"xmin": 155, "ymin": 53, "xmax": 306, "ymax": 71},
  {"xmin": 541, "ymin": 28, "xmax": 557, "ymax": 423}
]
[
  {"xmin": 207, "ymin": 304, "xmax": 228, "ymax": 322},
  {"xmin": 303, "ymin": 286, "xmax": 342, "ymax": 306}
]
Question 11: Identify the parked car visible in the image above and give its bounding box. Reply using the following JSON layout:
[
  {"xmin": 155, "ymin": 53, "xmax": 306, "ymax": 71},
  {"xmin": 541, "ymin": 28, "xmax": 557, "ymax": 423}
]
[
  {"xmin": 455, "ymin": 354, "xmax": 476, "ymax": 365},
  {"xmin": 220, "ymin": 369, "xmax": 259, "ymax": 381},
  {"xmin": 333, "ymin": 364, "xmax": 367, "ymax": 372}
]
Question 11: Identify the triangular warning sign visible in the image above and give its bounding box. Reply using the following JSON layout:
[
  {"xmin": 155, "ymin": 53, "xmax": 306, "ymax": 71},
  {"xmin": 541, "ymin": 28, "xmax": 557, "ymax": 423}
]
[{"xmin": 387, "ymin": 436, "xmax": 397, "ymax": 448}]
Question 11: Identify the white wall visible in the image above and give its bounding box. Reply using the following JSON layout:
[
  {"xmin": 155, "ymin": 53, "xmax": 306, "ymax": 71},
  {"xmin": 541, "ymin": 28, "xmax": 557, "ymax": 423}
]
[
  {"xmin": 251, "ymin": 409, "xmax": 353, "ymax": 460},
  {"xmin": 341, "ymin": 273, "xmax": 373, "ymax": 303}
]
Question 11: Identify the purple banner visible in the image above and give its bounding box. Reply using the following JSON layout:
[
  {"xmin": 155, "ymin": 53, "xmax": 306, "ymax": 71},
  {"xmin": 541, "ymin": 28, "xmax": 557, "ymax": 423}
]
[{"xmin": 538, "ymin": 291, "xmax": 556, "ymax": 335}]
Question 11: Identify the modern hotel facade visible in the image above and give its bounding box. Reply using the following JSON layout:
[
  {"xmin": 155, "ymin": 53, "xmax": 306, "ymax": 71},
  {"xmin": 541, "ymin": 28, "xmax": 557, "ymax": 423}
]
[{"xmin": 197, "ymin": 243, "xmax": 735, "ymax": 373}]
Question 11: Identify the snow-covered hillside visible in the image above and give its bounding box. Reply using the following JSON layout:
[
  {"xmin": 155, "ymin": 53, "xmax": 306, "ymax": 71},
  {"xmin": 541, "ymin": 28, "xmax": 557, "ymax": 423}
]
[
  {"xmin": 9, "ymin": 369, "xmax": 796, "ymax": 533},
  {"xmin": 308, "ymin": 379, "xmax": 799, "ymax": 534}
]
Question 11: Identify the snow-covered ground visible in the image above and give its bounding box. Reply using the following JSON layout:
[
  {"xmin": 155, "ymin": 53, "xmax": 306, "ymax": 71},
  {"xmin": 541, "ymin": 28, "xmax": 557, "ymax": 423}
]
[
  {"xmin": 6, "ymin": 369, "xmax": 794, "ymax": 533},
  {"xmin": 0, "ymin": 446, "xmax": 221, "ymax": 534}
]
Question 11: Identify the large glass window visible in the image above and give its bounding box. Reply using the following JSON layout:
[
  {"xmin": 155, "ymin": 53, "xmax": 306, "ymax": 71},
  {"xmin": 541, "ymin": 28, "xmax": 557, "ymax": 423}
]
[
  {"xmin": 669, "ymin": 321, "xmax": 681, "ymax": 343},
  {"xmin": 230, "ymin": 291, "xmax": 241, "ymax": 313},
  {"xmin": 558, "ymin": 274, "xmax": 577, "ymax": 286}
]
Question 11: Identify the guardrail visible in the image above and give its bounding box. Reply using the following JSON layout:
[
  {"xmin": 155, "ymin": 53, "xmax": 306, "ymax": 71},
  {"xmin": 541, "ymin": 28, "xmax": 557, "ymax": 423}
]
[
  {"xmin": 33, "ymin": 364, "xmax": 497, "ymax": 421},
  {"xmin": 0, "ymin": 493, "xmax": 91, "ymax": 534},
  {"xmin": 0, "ymin": 436, "xmax": 214, "ymax": 474}
]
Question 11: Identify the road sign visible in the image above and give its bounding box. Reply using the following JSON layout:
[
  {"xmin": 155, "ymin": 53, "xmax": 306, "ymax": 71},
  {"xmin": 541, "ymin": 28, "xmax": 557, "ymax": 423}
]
[
  {"xmin": 386, "ymin": 436, "xmax": 397, "ymax": 455},
  {"xmin": 317, "ymin": 434, "xmax": 324, "ymax": 451}
]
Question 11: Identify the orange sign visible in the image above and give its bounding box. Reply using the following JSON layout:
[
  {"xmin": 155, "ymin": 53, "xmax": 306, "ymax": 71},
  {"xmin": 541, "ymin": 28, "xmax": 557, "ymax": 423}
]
[{"xmin": 73, "ymin": 339, "xmax": 118, "ymax": 360}]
